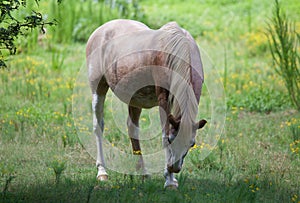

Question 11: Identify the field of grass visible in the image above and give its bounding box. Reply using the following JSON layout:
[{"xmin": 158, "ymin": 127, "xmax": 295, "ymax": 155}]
[{"xmin": 1, "ymin": 0, "xmax": 300, "ymax": 202}]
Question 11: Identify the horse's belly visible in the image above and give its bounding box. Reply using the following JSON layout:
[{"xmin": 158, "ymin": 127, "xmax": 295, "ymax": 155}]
[
  {"xmin": 129, "ymin": 86, "xmax": 158, "ymax": 108},
  {"xmin": 111, "ymin": 85, "xmax": 157, "ymax": 108},
  {"xmin": 106, "ymin": 66, "xmax": 158, "ymax": 108}
]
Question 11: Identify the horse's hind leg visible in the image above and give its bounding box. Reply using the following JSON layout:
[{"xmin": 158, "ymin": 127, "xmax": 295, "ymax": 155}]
[
  {"xmin": 127, "ymin": 106, "xmax": 148, "ymax": 175},
  {"xmin": 93, "ymin": 82, "xmax": 109, "ymax": 181}
]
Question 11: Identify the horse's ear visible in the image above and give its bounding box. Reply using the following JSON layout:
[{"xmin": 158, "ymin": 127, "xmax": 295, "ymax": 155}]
[
  {"xmin": 196, "ymin": 119, "xmax": 207, "ymax": 129},
  {"xmin": 168, "ymin": 114, "xmax": 180, "ymax": 130}
]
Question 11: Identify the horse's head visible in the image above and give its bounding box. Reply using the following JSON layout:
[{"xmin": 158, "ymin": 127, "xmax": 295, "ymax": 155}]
[{"xmin": 165, "ymin": 114, "xmax": 207, "ymax": 173}]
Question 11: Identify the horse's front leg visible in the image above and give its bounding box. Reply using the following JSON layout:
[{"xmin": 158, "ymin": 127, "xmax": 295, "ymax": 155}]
[
  {"xmin": 156, "ymin": 87, "xmax": 178, "ymax": 189},
  {"xmin": 162, "ymin": 138, "xmax": 178, "ymax": 189},
  {"xmin": 127, "ymin": 106, "xmax": 148, "ymax": 175}
]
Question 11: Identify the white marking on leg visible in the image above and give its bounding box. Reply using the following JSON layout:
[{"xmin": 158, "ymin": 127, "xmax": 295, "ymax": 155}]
[
  {"xmin": 93, "ymin": 93, "xmax": 108, "ymax": 178},
  {"xmin": 127, "ymin": 116, "xmax": 139, "ymax": 140},
  {"xmin": 162, "ymin": 132, "xmax": 178, "ymax": 188},
  {"xmin": 164, "ymin": 169, "xmax": 178, "ymax": 188}
]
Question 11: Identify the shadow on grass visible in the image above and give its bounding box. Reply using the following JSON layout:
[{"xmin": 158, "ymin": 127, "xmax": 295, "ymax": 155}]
[{"xmin": 1, "ymin": 170, "xmax": 297, "ymax": 203}]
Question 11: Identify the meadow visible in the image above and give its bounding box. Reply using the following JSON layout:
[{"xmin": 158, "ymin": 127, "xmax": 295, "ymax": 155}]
[{"xmin": 0, "ymin": 0, "xmax": 299, "ymax": 202}]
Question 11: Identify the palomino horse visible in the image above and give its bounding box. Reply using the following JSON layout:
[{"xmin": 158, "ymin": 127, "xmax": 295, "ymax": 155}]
[{"xmin": 86, "ymin": 19, "xmax": 206, "ymax": 188}]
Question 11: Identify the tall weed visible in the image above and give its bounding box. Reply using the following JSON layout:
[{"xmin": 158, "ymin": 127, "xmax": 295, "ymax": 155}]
[{"xmin": 266, "ymin": 0, "xmax": 300, "ymax": 110}]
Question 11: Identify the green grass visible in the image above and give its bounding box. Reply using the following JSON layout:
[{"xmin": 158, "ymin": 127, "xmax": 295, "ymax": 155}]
[
  {"xmin": 1, "ymin": 108, "xmax": 299, "ymax": 202},
  {"xmin": 1, "ymin": 0, "xmax": 300, "ymax": 202}
]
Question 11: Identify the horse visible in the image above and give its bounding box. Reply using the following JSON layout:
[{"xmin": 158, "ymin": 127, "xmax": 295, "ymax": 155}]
[{"xmin": 86, "ymin": 19, "xmax": 207, "ymax": 188}]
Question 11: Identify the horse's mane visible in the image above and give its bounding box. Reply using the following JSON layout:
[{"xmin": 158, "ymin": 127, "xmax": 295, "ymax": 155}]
[{"xmin": 158, "ymin": 22, "xmax": 198, "ymax": 144}]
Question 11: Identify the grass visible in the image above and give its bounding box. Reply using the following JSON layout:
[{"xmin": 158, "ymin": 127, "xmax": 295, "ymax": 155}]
[
  {"xmin": 1, "ymin": 107, "xmax": 299, "ymax": 202},
  {"xmin": 1, "ymin": 0, "xmax": 300, "ymax": 202}
]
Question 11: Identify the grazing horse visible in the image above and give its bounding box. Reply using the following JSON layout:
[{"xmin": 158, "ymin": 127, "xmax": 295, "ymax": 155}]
[{"xmin": 86, "ymin": 19, "xmax": 207, "ymax": 188}]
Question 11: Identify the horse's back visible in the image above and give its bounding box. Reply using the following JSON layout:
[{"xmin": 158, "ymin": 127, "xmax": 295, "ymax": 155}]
[{"xmin": 86, "ymin": 19, "xmax": 149, "ymax": 57}]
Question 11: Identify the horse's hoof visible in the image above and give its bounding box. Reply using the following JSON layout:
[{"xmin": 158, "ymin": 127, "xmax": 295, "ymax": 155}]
[{"xmin": 97, "ymin": 175, "xmax": 108, "ymax": 181}]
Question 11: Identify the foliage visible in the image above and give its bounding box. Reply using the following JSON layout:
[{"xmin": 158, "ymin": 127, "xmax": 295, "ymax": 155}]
[
  {"xmin": 226, "ymin": 85, "xmax": 291, "ymax": 112},
  {"xmin": 106, "ymin": 0, "xmax": 146, "ymax": 20},
  {"xmin": 0, "ymin": 0, "xmax": 146, "ymax": 67},
  {"xmin": 48, "ymin": 0, "xmax": 146, "ymax": 43},
  {"xmin": 266, "ymin": 0, "xmax": 300, "ymax": 110},
  {"xmin": 0, "ymin": 0, "xmax": 300, "ymax": 202},
  {"xmin": 0, "ymin": 0, "xmax": 59, "ymax": 68},
  {"xmin": 0, "ymin": 163, "xmax": 15, "ymax": 197},
  {"xmin": 48, "ymin": 157, "xmax": 66, "ymax": 184}
]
